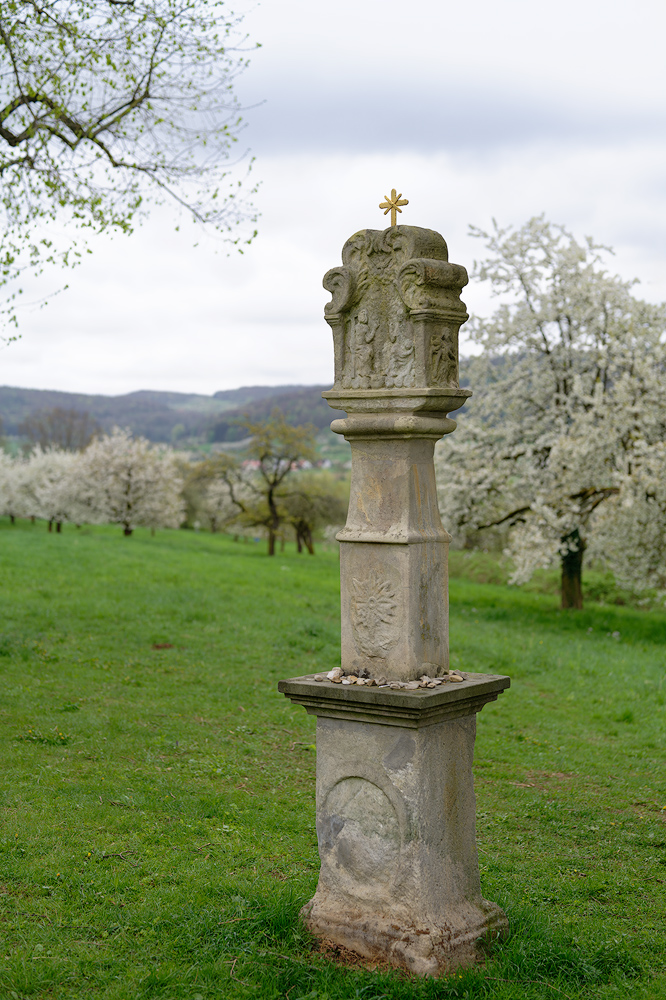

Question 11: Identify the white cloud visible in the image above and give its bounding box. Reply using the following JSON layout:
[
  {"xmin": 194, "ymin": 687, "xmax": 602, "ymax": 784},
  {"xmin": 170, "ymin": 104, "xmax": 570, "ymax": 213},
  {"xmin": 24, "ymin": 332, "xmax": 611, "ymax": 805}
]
[{"xmin": 2, "ymin": 0, "xmax": 665, "ymax": 396}]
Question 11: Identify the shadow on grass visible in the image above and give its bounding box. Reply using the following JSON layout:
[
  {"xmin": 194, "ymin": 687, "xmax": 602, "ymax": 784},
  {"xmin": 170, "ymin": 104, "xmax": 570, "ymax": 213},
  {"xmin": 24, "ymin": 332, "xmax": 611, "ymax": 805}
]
[{"xmin": 132, "ymin": 888, "xmax": 643, "ymax": 1000}]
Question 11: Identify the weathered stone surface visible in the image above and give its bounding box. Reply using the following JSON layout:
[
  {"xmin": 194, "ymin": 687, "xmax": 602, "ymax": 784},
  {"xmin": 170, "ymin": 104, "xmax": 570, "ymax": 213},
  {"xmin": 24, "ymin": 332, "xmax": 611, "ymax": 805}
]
[
  {"xmin": 277, "ymin": 223, "xmax": 510, "ymax": 975},
  {"xmin": 323, "ymin": 226, "xmax": 470, "ymax": 395},
  {"xmin": 303, "ymin": 710, "xmax": 508, "ymax": 975},
  {"xmin": 280, "ymin": 676, "xmax": 510, "ymax": 971},
  {"xmin": 278, "ymin": 671, "xmax": 510, "ymax": 729},
  {"xmin": 321, "ymin": 226, "xmax": 471, "ymax": 683},
  {"xmin": 330, "ymin": 422, "xmax": 459, "ymax": 680}
]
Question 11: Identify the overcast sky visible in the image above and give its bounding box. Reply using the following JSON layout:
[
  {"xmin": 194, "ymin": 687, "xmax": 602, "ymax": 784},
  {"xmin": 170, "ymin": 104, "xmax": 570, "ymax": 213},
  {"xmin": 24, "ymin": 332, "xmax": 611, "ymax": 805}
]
[{"xmin": 3, "ymin": 0, "xmax": 666, "ymax": 396}]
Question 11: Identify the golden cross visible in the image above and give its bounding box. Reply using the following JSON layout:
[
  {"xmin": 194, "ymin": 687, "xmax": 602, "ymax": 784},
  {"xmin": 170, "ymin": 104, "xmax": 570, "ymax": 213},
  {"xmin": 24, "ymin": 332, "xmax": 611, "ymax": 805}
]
[{"xmin": 379, "ymin": 188, "xmax": 409, "ymax": 226}]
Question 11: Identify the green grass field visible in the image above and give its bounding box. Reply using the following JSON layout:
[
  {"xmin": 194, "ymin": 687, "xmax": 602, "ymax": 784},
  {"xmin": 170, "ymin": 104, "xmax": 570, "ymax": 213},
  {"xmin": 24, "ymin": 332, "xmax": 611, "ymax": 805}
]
[{"xmin": 1, "ymin": 520, "xmax": 665, "ymax": 999}]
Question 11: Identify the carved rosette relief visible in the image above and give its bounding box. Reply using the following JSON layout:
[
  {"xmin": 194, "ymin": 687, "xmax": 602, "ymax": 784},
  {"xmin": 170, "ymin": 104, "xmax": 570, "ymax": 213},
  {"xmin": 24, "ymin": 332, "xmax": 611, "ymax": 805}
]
[
  {"xmin": 323, "ymin": 226, "xmax": 469, "ymax": 393},
  {"xmin": 350, "ymin": 571, "xmax": 400, "ymax": 658}
]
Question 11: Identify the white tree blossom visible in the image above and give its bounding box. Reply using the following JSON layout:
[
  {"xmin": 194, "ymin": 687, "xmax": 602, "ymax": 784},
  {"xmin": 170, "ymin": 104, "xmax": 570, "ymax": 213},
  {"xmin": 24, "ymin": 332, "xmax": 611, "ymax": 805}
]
[
  {"xmin": 0, "ymin": 450, "xmax": 27, "ymax": 522},
  {"xmin": 21, "ymin": 447, "xmax": 87, "ymax": 529},
  {"xmin": 435, "ymin": 217, "xmax": 666, "ymax": 606},
  {"xmin": 589, "ymin": 440, "xmax": 666, "ymax": 592},
  {"xmin": 201, "ymin": 478, "xmax": 240, "ymax": 533},
  {"xmin": 79, "ymin": 429, "xmax": 185, "ymax": 535}
]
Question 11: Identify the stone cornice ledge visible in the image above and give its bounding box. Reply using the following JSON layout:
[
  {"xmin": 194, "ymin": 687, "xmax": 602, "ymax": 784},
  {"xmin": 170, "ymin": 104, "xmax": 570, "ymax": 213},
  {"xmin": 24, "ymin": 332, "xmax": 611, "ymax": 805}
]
[
  {"xmin": 323, "ymin": 387, "xmax": 472, "ymax": 415},
  {"xmin": 278, "ymin": 672, "xmax": 510, "ymax": 729}
]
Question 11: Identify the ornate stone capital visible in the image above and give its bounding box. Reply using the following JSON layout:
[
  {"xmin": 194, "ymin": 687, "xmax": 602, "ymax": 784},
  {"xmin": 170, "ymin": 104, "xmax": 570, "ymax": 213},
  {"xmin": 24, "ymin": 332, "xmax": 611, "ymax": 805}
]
[{"xmin": 323, "ymin": 225, "xmax": 469, "ymax": 399}]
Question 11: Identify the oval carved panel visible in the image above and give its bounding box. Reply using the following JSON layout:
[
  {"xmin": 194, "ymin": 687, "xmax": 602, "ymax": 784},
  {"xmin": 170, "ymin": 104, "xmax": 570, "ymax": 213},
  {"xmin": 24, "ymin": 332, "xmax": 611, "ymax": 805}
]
[{"xmin": 318, "ymin": 777, "xmax": 401, "ymax": 886}]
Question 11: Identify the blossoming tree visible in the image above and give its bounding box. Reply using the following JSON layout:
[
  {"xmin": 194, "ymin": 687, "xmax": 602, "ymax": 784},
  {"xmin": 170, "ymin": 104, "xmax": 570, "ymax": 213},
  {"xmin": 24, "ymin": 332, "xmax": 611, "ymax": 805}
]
[
  {"xmin": 21, "ymin": 447, "xmax": 85, "ymax": 530},
  {"xmin": 79, "ymin": 429, "xmax": 185, "ymax": 535},
  {"xmin": 0, "ymin": 0, "xmax": 258, "ymax": 339},
  {"xmin": 435, "ymin": 217, "xmax": 666, "ymax": 607}
]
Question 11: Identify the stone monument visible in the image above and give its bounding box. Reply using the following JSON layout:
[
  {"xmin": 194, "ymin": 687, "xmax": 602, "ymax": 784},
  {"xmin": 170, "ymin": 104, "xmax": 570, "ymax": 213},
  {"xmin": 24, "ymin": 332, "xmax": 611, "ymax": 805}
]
[{"xmin": 278, "ymin": 191, "xmax": 510, "ymax": 976}]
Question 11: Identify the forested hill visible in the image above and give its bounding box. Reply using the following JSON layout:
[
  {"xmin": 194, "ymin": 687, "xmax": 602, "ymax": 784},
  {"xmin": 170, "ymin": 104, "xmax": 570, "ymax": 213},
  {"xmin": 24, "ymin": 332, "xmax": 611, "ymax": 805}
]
[
  {"xmin": 210, "ymin": 385, "xmax": 344, "ymax": 441},
  {"xmin": 0, "ymin": 384, "xmax": 333, "ymax": 444},
  {"xmin": 0, "ymin": 358, "xmax": 480, "ymax": 445}
]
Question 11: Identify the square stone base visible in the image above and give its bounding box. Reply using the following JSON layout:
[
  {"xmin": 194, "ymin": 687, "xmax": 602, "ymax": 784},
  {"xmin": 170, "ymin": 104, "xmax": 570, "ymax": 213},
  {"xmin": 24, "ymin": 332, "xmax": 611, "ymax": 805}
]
[
  {"xmin": 303, "ymin": 893, "xmax": 506, "ymax": 976},
  {"xmin": 279, "ymin": 674, "xmax": 510, "ymax": 975}
]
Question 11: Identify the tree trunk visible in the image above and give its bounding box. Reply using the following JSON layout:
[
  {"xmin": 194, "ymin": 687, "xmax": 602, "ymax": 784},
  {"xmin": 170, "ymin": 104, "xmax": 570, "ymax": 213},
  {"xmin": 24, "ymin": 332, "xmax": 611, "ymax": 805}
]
[
  {"xmin": 56, "ymin": 521, "xmax": 62, "ymax": 533},
  {"xmin": 266, "ymin": 487, "xmax": 279, "ymax": 556},
  {"xmin": 561, "ymin": 530, "xmax": 586, "ymax": 610},
  {"xmin": 48, "ymin": 520, "xmax": 52, "ymax": 532},
  {"xmin": 10, "ymin": 514, "xmax": 15, "ymax": 524},
  {"xmin": 30, "ymin": 516, "xmax": 35, "ymax": 524},
  {"xmin": 295, "ymin": 521, "xmax": 315, "ymax": 555},
  {"xmin": 124, "ymin": 526, "xmax": 133, "ymax": 537}
]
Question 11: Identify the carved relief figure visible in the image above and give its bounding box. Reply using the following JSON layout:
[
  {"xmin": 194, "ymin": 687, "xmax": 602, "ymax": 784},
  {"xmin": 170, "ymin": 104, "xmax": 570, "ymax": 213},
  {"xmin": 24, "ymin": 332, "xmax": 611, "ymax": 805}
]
[
  {"xmin": 384, "ymin": 318, "xmax": 415, "ymax": 388},
  {"xmin": 350, "ymin": 571, "xmax": 399, "ymax": 658},
  {"xmin": 319, "ymin": 778, "xmax": 401, "ymax": 889},
  {"xmin": 351, "ymin": 309, "xmax": 374, "ymax": 389},
  {"xmin": 430, "ymin": 331, "xmax": 457, "ymax": 387}
]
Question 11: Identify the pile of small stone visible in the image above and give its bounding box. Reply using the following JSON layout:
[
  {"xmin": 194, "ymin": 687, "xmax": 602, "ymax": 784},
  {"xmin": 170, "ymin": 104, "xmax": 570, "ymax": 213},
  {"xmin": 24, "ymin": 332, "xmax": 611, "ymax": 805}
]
[{"xmin": 313, "ymin": 667, "xmax": 465, "ymax": 687}]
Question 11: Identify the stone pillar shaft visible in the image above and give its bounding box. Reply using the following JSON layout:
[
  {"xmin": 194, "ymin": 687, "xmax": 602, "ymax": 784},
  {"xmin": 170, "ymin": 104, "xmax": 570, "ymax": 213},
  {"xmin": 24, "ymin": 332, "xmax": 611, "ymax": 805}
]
[{"xmin": 334, "ymin": 421, "xmax": 453, "ymax": 680}]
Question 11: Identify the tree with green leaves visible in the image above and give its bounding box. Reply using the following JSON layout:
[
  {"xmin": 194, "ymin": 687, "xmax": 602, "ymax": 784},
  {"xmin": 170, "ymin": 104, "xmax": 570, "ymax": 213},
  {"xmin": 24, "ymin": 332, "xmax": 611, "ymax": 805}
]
[
  {"xmin": 0, "ymin": 0, "xmax": 258, "ymax": 339},
  {"xmin": 217, "ymin": 409, "xmax": 318, "ymax": 556},
  {"xmin": 280, "ymin": 471, "xmax": 347, "ymax": 555}
]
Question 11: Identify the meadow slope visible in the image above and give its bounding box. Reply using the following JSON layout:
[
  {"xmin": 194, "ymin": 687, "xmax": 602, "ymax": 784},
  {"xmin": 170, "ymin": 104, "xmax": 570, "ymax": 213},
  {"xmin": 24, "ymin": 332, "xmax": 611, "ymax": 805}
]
[{"xmin": 0, "ymin": 521, "xmax": 664, "ymax": 999}]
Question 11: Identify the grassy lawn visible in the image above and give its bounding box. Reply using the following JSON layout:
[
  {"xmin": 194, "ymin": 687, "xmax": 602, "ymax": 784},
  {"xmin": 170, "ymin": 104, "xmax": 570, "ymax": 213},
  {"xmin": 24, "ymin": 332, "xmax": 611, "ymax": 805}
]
[{"xmin": 0, "ymin": 519, "xmax": 665, "ymax": 999}]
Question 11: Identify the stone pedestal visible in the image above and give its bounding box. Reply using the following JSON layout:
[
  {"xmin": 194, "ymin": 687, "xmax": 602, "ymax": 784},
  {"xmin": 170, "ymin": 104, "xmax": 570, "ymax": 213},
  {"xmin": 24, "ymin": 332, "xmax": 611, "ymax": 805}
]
[
  {"xmin": 279, "ymin": 674, "xmax": 510, "ymax": 975},
  {"xmin": 278, "ymin": 223, "xmax": 510, "ymax": 974}
]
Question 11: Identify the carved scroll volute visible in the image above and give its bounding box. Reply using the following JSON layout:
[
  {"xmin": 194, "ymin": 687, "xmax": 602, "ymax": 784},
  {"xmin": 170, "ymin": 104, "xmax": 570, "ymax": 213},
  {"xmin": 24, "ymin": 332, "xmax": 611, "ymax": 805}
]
[
  {"xmin": 323, "ymin": 266, "xmax": 355, "ymax": 317},
  {"xmin": 398, "ymin": 258, "xmax": 469, "ymax": 313},
  {"xmin": 398, "ymin": 258, "xmax": 469, "ymax": 389},
  {"xmin": 323, "ymin": 266, "xmax": 356, "ymax": 388}
]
